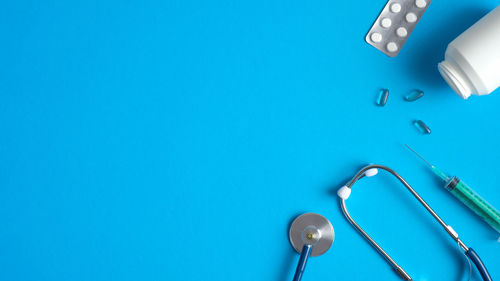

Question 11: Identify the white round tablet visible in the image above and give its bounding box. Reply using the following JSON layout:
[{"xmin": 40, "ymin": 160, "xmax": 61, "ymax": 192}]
[
  {"xmin": 380, "ymin": 17, "xmax": 392, "ymax": 28},
  {"xmin": 396, "ymin": 27, "xmax": 408, "ymax": 37},
  {"xmin": 415, "ymin": 0, "xmax": 427, "ymax": 8},
  {"xmin": 406, "ymin": 12, "xmax": 418, "ymax": 23},
  {"xmin": 370, "ymin": 32, "xmax": 383, "ymax": 43},
  {"xmin": 390, "ymin": 3, "xmax": 402, "ymax": 13},
  {"xmin": 386, "ymin": 42, "xmax": 398, "ymax": 53}
]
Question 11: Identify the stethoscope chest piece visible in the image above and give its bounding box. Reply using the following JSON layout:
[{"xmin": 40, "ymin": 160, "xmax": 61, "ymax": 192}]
[
  {"xmin": 288, "ymin": 213, "xmax": 335, "ymax": 281},
  {"xmin": 289, "ymin": 213, "xmax": 335, "ymax": 257}
]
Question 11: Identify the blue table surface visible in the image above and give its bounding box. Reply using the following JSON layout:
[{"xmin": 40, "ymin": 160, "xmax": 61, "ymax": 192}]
[{"xmin": 1, "ymin": 0, "xmax": 499, "ymax": 280}]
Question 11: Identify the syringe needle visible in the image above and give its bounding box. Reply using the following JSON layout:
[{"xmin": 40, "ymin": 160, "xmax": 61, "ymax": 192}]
[
  {"xmin": 404, "ymin": 144, "xmax": 449, "ymax": 181},
  {"xmin": 404, "ymin": 144, "xmax": 433, "ymax": 167}
]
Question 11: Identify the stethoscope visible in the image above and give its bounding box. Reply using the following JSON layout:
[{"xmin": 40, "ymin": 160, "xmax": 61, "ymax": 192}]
[
  {"xmin": 337, "ymin": 164, "xmax": 493, "ymax": 281},
  {"xmin": 288, "ymin": 213, "xmax": 335, "ymax": 281},
  {"xmin": 287, "ymin": 165, "xmax": 493, "ymax": 281}
]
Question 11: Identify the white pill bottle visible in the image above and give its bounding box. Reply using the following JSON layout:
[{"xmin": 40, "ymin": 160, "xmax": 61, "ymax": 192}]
[{"xmin": 438, "ymin": 5, "xmax": 500, "ymax": 99}]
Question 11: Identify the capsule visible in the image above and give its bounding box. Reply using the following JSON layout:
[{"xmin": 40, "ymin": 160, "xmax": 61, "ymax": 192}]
[
  {"xmin": 405, "ymin": 89, "xmax": 424, "ymax": 101},
  {"xmin": 413, "ymin": 120, "xmax": 431, "ymax": 134},
  {"xmin": 376, "ymin": 89, "xmax": 389, "ymax": 106}
]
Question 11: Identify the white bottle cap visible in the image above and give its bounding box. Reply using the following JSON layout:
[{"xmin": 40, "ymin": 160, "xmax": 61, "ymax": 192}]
[{"xmin": 438, "ymin": 61, "xmax": 473, "ymax": 99}]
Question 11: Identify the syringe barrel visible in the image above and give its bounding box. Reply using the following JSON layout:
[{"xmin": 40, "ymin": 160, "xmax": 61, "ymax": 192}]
[{"xmin": 446, "ymin": 176, "xmax": 500, "ymax": 234}]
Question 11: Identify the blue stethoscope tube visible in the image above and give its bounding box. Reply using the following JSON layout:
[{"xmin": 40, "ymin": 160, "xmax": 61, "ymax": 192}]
[
  {"xmin": 292, "ymin": 245, "xmax": 312, "ymax": 281},
  {"xmin": 466, "ymin": 248, "xmax": 492, "ymax": 281},
  {"xmin": 290, "ymin": 246, "xmax": 493, "ymax": 281}
]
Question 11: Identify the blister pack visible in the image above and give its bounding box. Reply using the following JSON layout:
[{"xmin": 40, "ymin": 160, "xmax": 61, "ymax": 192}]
[{"xmin": 365, "ymin": 0, "xmax": 432, "ymax": 57}]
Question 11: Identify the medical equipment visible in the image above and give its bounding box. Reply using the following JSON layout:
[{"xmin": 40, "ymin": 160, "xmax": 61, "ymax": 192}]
[
  {"xmin": 289, "ymin": 213, "xmax": 334, "ymax": 281},
  {"xmin": 366, "ymin": 0, "xmax": 432, "ymax": 57},
  {"xmin": 337, "ymin": 164, "xmax": 493, "ymax": 281},
  {"xmin": 406, "ymin": 145, "xmax": 500, "ymax": 236}
]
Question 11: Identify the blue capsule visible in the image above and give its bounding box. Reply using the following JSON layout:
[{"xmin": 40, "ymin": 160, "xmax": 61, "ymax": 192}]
[
  {"xmin": 405, "ymin": 89, "xmax": 424, "ymax": 102},
  {"xmin": 376, "ymin": 89, "xmax": 389, "ymax": 106},
  {"xmin": 413, "ymin": 120, "xmax": 431, "ymax": 134}
]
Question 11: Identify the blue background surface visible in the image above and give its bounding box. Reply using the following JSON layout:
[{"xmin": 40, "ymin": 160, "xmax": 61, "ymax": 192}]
[{"xmin": 1, "ymin": 0, "xmax": 499, "ymax": 280}]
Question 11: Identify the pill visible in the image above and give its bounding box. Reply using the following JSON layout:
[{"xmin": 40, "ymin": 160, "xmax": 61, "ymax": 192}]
[
  {"xmin": 406, "ymin": 12, "xmax": 418, "ymax": 23},
  {"xmin": 370, "ymin": 32, "xmax": 383, "ymax": 43},
  {"xmin": 396, "ymin": 27, "xmax": 408, "ymax": 37},
  {"xmin": 376, "ymin": 88, "xmax": 389, "ymax": 106},
  {"xmin": 386, "ymin": 42, "xmax": 398, "ymax": 53},
  {"xmin": 405, "ymin": 89, "xmax": 424, "ymax": 101},
  {"xmin": 380, "ymin": 17, "xmax": 392, "ymax": 28},
  {"xmin": 390, "ymin": 3, "xmax": 402, "ymax": 13},
  {"xmin": 415, "ymin": 0, "xmax": 427, "ymax": 8},
  {"xmin": 413, "ymin": 120, "xmax": 431, "ymax": 134}
]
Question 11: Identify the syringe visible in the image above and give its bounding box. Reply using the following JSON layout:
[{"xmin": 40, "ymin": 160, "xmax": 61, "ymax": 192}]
[{"xmin": 405, "ymin": 144, "xmax": 500, "ymax": 238}]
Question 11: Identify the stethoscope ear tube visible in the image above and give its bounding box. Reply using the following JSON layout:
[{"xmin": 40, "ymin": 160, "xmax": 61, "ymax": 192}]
[
  {"xmin": 339, "ymin": 164, "xmax": 493, "ymax": 281},
  {"xmin": 465, "ymin": 248, "xmax": 493, "ymax": 281}
]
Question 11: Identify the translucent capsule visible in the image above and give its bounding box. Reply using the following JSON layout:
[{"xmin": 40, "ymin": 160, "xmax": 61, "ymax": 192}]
[
  {"xmin": 376, "ymin": 89, "xmax": 389, "ymax": 106},
  {"xmin": 413, "ymin": 120, "xmax": 431, "ymax": 134},
  {"xmin": 405, "ymin": 89, "xmax": 424, "ymax": 101}
]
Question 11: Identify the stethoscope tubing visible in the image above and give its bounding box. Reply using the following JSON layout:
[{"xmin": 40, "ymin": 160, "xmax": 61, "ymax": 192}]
[
  {"xmin": 466, "ymin": 248, "xmax": 493, "ymax": 281},
  {"xmin": 292, "ymin": 245, "xmax": 312, "ymax": 281},
  {"xmin": 340, "ymin": 164, "xmax": 492, "ymax": 281}
]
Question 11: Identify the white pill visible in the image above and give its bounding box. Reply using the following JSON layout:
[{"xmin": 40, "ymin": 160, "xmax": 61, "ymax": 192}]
[
  {"xmin": 406, "ymin": 12, "xmax": 418, "ymax": 23},
  {"xmin": 380, "ymin": 17, "xmax": 392, "ymax": 28},
  {"xmin": 370, "ymin": 32, "xmax": 383, "ymax": 43},
  {"xmin": 387, "ymin": 42, "xmax": 398, "ymax": 53},
  {"xmin": 415, "ymin": 0, "xmax": 427, "ymax": 8},
  {"xmin": 390, "ymin": 3, "xmax": 402, "ymax": 13},
  {"xmin": 396, "ymin": 27, "xmax": 408, "ymax": 37}
]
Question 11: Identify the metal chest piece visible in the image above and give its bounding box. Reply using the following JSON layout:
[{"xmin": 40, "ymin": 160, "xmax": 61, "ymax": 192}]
[
  {"xmin": 288, "ymin": 213, "xmax": 335, "ymax": 281},
  {"xmin": 289, "ymin": 213, "xmax": 335, "ymax": 257}
]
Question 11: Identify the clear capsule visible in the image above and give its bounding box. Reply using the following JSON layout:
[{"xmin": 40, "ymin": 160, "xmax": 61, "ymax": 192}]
[
  {"xmin": 405, "ymin": 89, "xmax": 424, "ymax": 101},
  {"xmin": 413, "ymin": 120, "xmax": 431, "ymax": 134},
  {"xmin": 376, "ymin": 89, "xmax": 389, "ymax": 106}
]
